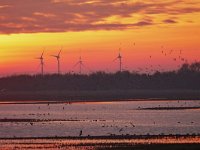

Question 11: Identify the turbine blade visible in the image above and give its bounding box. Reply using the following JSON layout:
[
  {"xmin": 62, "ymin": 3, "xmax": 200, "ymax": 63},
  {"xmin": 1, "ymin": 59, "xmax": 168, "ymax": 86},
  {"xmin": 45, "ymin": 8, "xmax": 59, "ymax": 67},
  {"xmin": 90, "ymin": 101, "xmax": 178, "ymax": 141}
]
[
  {"xmin": 73, "ymin": 62, "xmax": 79, "ymax": 68},
  {"xmin": 51, "ymin": 55, "xmax": 58, "ymax": 58},
  {"xmin": 41, "ymin": 51, "xmax": 44, "ymax": 57},
  {"xmin": 113, "ymin": 57, "xmax": 118, "ymax": 62},
  {"xmin": 58, "ymin": 49, "xmax": 62, "ymax": 56},
  {"xmin": 81, "ymin": 62, "xmax": 85, "ymax": 67}
]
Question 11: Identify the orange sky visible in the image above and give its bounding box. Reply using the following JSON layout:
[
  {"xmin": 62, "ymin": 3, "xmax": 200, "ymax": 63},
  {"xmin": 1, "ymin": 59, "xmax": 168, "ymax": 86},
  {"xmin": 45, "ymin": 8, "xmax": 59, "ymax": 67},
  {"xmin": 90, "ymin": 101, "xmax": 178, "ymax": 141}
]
[{"xmin": 0, "ymin": 0, "xmax": 200, "ymax": 75}]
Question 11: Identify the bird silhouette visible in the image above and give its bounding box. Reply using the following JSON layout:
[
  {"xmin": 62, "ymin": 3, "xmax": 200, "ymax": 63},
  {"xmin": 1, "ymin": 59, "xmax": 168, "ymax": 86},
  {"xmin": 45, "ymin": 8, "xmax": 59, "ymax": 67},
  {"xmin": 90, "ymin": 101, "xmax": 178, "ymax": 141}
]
[
  {"xmin": 130, "ymin": 122, "xmax": 135, "ymax": 127},
  {"xmin": 119, "ymin": 128, "xmax": 123, "ymax": 132},
  {"xmin": 79, "ymin": 130, "xmax": 83, "ymax": 136}
]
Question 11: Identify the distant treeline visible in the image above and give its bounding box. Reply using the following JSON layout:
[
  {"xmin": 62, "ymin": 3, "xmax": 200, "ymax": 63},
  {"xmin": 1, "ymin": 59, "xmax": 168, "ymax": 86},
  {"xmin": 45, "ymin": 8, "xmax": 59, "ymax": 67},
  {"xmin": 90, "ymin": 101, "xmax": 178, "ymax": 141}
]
[{"xmin": 0, "ymin": 62, "xmax": 200, "ymax": 91}]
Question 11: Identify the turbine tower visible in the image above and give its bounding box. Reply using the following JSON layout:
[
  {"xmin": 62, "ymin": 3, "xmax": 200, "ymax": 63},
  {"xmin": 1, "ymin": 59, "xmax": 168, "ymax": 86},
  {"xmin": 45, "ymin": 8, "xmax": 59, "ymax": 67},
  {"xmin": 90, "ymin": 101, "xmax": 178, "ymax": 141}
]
[
  {"xmin": 113, "ymin": 48, "xmax": 122, "ymax": 72},
  {"xmin": 74, "ymin": 56, "xmax": 83, "ymax": 74},
  {"xmin": 36, "ymin": 51, "xmax": 44, "ymax": 75},
  {"xmin": 51, "ymin": 48, "xmax": 62, "ymax": 74}
]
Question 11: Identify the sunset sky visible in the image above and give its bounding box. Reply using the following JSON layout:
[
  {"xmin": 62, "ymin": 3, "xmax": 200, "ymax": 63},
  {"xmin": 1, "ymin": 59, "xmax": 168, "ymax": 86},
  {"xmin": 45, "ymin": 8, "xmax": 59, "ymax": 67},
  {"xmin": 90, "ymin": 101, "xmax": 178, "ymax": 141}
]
[{"xmin": 0, "ymin": 0, "xmax": 200, "ymax": 75}]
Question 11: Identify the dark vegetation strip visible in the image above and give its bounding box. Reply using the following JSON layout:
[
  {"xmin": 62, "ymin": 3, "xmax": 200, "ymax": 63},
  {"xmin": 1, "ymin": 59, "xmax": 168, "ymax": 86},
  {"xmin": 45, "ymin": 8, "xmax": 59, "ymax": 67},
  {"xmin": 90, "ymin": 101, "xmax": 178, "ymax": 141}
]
[
  {"xmin": 0, "ymin": 135, "xmax": 200, "ymax": 140},
  {"xmin": 0, "ymin": 62, "xmax": 199, "ymax": 91},
  {"xmin": 0, "ymin": 62, "xmax": 199, "ymax": 101},
  {"xmin": 140, "ymin": 106, "xmax": 200, "ymax": 110},
  {"xmin": 1, "ymin": 143, "xmax": 200, "ymax": 150},
  {"xmin": 96, "ymin": 144, "xmax": 200, "ymax": 150},
  {"xmin": 0, "ymin": 119, "xmax": 87, "ymax": 122},
  {"xmin": 0, "ymin": 89, "xmax": 200, "ymax": 101}
]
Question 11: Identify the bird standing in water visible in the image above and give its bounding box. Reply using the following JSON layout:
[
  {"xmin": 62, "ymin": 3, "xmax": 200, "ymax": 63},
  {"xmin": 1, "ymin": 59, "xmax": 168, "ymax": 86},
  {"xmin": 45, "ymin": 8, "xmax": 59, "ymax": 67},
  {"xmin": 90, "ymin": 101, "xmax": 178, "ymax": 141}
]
[{"xmin": 79, "ymin": 130, "xmax": 83, "ymax": 136}]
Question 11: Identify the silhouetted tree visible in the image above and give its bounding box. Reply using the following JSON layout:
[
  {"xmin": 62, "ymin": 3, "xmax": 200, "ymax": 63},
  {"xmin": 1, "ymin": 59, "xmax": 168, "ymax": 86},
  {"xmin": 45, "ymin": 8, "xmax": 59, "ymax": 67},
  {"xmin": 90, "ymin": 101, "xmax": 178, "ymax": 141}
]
[{"xmin": 0, "ymin": 62, "xmax": 199, "ymax": 91}]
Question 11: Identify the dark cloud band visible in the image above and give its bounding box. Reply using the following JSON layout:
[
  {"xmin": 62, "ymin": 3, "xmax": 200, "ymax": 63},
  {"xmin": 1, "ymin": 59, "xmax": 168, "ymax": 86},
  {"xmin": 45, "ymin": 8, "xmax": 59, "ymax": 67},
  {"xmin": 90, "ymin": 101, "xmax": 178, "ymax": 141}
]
[{"xmin": 0, "ymin": 0, "xmax": 199, "ymax": 34}]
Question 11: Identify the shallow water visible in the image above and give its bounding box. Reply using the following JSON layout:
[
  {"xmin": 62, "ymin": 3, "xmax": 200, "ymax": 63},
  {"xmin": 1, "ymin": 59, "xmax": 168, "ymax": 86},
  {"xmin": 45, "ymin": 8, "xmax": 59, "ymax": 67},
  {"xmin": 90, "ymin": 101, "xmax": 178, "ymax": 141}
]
[{"xmin": 0, "ymin": 100, "xmax": 200, "ymax": 138}]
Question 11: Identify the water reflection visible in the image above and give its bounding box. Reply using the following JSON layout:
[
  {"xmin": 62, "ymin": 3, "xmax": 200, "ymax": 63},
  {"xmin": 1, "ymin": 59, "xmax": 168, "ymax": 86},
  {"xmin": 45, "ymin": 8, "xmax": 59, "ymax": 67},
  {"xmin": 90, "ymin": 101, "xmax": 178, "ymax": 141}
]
[{"xmin": 0, "ymin": 100, "xmax": 200, "ymax": 138}]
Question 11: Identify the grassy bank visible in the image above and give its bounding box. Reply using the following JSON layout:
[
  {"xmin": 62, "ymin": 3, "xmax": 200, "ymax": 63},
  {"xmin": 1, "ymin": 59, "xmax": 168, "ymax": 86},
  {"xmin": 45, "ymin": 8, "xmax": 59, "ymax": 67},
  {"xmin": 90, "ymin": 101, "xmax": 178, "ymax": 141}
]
[{"xmin": 0, "ymin": 89, "xmax": 200, "ymax": 102}]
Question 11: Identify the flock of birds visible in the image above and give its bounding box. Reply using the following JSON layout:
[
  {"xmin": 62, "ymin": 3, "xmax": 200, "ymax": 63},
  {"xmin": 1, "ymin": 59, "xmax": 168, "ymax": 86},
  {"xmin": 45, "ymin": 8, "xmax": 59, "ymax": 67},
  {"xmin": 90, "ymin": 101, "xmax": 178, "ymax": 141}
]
[
  {"xmin": 135, "ymin": 46, "xmax": 193, "ymax": 74},
  {"xmin": 3, "ymin": 100, "xmax": 199, "ymax": 138}
]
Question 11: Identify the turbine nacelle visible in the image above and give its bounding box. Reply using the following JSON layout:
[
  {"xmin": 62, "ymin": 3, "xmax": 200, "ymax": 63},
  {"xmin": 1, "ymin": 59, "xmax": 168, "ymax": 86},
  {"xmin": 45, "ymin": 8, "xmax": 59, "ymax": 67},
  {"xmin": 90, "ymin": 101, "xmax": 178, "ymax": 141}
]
[
  {"xmin": 36, "ymin": 51, "xmax": 44, "ymax": 60},
  {"xmin": 36, "ymin": 51, "xmax": 45, "ymax": 75},
  {"xmin": 79, "ymin": 56, "xmax": 83, "ymax": 64},
  {"xmin": 118, "ymin": 53, "xmax": 122, "ymax": 59},
  {"xmin": 51, "ymin": 55, "xmax": 59, "ymax": 59},
  {"xmin": 74, "ymin": 56, "xmax": 84, "ymax": 74},
  {"xmin": 51, "ymin": 49, "xmax": 62, "ymax": 59},
  {"xmin": 113, "ymin": 48, "xmax": 122, "ymax": 72}
]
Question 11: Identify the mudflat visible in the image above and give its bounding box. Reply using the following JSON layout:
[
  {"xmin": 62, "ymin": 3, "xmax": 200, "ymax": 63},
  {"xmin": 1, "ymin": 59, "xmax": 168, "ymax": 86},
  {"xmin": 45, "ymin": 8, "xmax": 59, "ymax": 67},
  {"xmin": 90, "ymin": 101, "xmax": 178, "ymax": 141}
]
[{"xmin": 0, "ymin": 136, "xmax": 200, "ymax": 150}]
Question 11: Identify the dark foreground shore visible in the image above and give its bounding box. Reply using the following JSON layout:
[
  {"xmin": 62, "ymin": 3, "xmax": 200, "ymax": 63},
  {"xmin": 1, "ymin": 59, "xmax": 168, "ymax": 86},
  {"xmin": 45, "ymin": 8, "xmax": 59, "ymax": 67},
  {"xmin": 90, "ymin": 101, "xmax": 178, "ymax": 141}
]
[
  {"xmin": 1, "ymin": 136, "xmax": 200, "ymax": 150},
  {"xmin": 0, "ymin": 89, "xmax": 200, "ymax": 102}
]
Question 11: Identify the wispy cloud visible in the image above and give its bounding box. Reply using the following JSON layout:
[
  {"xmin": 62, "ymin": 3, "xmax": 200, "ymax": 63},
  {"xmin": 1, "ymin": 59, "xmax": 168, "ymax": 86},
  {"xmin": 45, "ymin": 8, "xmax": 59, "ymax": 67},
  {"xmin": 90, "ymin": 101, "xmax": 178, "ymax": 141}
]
[
  {"xmin": 0, "ymin": 0, "xmax": 200, "ymax": 34},
  {"xmin": 163, "ymin": 19, "xmax": 177, "ymax": 24}
]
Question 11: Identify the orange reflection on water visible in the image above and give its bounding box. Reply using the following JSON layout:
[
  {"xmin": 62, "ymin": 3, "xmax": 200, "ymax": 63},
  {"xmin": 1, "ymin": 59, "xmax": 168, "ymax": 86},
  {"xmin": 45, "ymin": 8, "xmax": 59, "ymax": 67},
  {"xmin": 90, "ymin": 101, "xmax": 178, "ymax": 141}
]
[{"xmin": 0, "ymin": 136, "xmax": 200, "ymax": 150}]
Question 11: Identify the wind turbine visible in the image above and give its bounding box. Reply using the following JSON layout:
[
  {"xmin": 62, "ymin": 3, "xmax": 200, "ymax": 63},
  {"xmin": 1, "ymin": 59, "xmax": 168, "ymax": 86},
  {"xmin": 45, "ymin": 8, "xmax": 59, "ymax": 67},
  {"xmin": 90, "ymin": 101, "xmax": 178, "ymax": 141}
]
[
  {"xmin": 74, "ymin": 56, "xmax": 83, "ymax": 74},
  {"xmin": 36, "ymin": 51, "xmax": 44, "ymax": 75},
  {"xmin": 113, "ymin": 48, "xmax": 122, "ymax": 72},
  {"xmin": 51, "ymin": 48, "xmax": 62, "ymax": 74}
]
